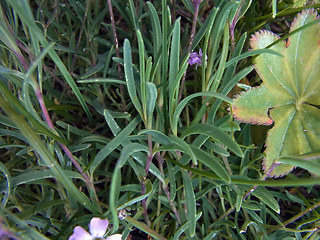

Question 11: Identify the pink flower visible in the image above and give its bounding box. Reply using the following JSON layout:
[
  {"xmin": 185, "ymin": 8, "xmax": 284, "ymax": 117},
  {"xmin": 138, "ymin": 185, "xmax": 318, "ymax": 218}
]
[{"xmin": 69, "ymin": 217, "xmax": 122, "ymax": 240}]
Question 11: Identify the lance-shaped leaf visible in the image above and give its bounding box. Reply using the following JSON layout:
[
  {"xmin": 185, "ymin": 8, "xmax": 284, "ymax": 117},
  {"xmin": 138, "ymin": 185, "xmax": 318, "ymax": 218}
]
[{"xmin": 232, "ymin": 9, "xmax": 320, "ymax": 177}]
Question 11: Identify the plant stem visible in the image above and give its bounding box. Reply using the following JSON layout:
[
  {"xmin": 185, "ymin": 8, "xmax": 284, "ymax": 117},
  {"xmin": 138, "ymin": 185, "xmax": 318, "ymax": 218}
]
[
  {"xmin": 230, "ymin": 0, "xmax": 244, "ymax": 51},
  {"xmin": 243, "ymin": 162, "xmax": 280, "ymax": 199},
  {"xmin": 145, "ymin": 134, "xmax": 154, "ymax": 175},
  {"xmin": 266, "ymin": 201, "xmax": 320, "ymax": 234},
  {"xmin": 107, "ymin": 0, "xmax": 122, "ymax": 79},
  {"xmin": 70, "ymin": 0, "xmax": 90, "ymax": 73},
  {"xmin": 107, "ymin": 0, "xmax": 127, "ymax": 113},
  {"xmin": 217, "ymin": 162, "xmax": 281, "ymax": 223},
  {"xmin": 178, "ymin": 0, "xmax": 201, "ymax": 102},
  {"xmin": 141, "ymin": 134, "xmax": 154, "ymax": 226},
  {"xmin": 157, "ymin": 152, "xmax": 181, "ymax": 223},
  {"xmin": 141, "ymin": 178, "xmax": 151, "ymax": 226},
  {"xmin": 35, "ymin": 87, "xmax": 91, "ymax": 185}
]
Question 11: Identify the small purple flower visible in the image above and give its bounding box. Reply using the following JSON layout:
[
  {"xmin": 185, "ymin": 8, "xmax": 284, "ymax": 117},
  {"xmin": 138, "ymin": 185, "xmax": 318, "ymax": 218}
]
[
  {"xmin": 69, "ymin": 217, "xmax": 122, "ymax": 240},
  {"xmin": 188, "ymin": 49, "xmax": 205, "ymax": 67}
]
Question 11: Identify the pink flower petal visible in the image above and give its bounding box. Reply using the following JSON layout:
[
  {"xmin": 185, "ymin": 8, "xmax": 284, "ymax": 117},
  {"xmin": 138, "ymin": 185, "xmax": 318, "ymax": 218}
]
[
  {"xmin": 69, "ymin": 226, "xmax": 92, "ymax": 240},
  {"xmin": 106, "ymin": 234, "xmax": 122, "ymax": 240},
  {"xmin": 89, "ymin": 217, "xmax": 109, "ymax": 237}
]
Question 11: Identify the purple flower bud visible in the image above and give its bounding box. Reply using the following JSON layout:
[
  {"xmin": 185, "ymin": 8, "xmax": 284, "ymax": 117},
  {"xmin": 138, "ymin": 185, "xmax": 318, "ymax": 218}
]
[{"xmin": 188, "ymin": 49, "xmax": 205, "ymax": 66}]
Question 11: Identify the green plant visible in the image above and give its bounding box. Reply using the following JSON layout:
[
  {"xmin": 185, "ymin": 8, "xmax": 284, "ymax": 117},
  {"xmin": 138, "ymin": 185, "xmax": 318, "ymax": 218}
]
[{"xmin": 232, "ymin": 9, "xmax": 320, "ymax": 177}]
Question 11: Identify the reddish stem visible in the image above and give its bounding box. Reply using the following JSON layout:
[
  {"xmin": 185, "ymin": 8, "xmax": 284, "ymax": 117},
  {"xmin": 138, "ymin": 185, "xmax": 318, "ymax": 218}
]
[
  {"xmin": 35, "ymin": 87, "xmax": 91, "ymax": 184},
  {"xmin": 178, "ymin": 0, "xmax": 201, "ymax": 102}
]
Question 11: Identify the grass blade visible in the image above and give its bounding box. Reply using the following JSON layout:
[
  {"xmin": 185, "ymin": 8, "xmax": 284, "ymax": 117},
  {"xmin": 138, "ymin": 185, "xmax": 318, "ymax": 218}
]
[
  {"xmin": 172, "ymin": 92, "xmax": 232, "ymax": 135},
  {"xmin": 0, "ymin": 162, "xmax": 11, "ymax": 207},
  {"xmin": 190, "ymin": 145, "xmax": 230, "ymax": 183},
  {"xmin": 125, "ymin": 215, "xmax": 167, "ymax": 240},
  {"xmin": 181, "ymin": 169, "xmax": 196, "ymax": 237},
  {"xmin": 181, "ymin": 123, "xmax": 243, "ymax": 157},
  {"xmin": 168, "ymin": 18, "xmax": 181, "ymax": 118},
  {"xmin": 123, "ymin": 39, "xmax": 143, "ymax": 116},
  {"xmin": 90, "ymin": 116, "xmax": 141, "ymax": 173},
  {"xmin": 116, "ymin": 179, "xmax": 153, "ymax": 210},
  {"xmin": 252, "ymin": 187, "xmax": 280, "ymax": 213}
]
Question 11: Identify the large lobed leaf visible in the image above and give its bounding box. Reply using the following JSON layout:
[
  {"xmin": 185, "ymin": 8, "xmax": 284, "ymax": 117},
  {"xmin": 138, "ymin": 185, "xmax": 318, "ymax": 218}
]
[{"xmin": 232, "ymin": 9, "xmax": 320, "ymax": 177}]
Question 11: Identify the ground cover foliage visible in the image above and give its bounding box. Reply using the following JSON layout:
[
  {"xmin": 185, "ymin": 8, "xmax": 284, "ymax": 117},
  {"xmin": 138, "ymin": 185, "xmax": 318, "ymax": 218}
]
[{"xmin": 0, "ymin": 0, "xmax": 320, "ymax": 239}]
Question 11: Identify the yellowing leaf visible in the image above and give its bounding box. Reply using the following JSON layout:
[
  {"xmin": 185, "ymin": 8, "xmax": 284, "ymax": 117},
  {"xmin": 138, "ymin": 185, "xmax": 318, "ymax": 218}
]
[{"xmin": 232, "ymin": 9, "xmax": 320, "ymax": 177}]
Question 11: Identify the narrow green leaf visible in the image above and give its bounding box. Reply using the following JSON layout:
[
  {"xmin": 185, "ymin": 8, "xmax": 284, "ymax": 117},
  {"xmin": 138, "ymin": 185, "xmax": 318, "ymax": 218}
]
[
  {"xmin": 0, "ymin": 162, "xmax": 11, "ymax": 206},
  {"xmin": 169, "ymin": 55, "xmax": 189, "ymax": 121},
  {"xmin": 203, "ymin": 231, "xmax": 218, "ymax": 240},
  {"xmin": 192, "ymin": 7, "xmax": 219, "ymax": 50},
  {"xmin": 220, "ymin": 32, "xmax": 247, "ymax": 90},
  {"xmin": 167, "ymin": 161, "xmax": 176, "ymax": 201},
  {"xmin": 168, "ymin": 18, "xmax": 181, "ymax": 115},
  {"xmin": 109, "ymin": 167, "xmax": 121, "ymax": 231},
  {"xmin": 181, "ymin": 169, "xmax": 196, "ymax": 237},
  {"xmin": 165, "ymin": 156, "xmax": 320, "ymax": 187},
  {"xmin": 181, "ymin": 123, "xmax": 243, "ymax": 157},
  {"xmin": 190, "ymin": 145, "xmax": 230, "ymax": 183},
  {"xmin": 123, "ymin": 39, "xmax": 143, "ymax": 116},
  {"xmin": 103, "ymin": 109, "xmax": 121, "ymax": 136},
  {"xmin": 146, "ymin": 82, "xmax": 157, "ymax": 127},
  {"xmin": 277, "ymin": 153, "xmax": 320, "ymax": 176},
  {"xmin": 225, "ymin": 49, "xmax": 283, "ymax": 68},
  {"xmin": 172, "ymin": 92, "xmax": 232, "ymax": 135},
  {"xmin": 208, "ymin": 66, "xmax": 253, "ymax": 122},
  {"xmin": 118, "ymin": 143, "xmax": 149, "ymax": 168},
  {"xmin": 206, "ymin": 1, "xmax": 237, "ymax": 80},
  {"xmin": 92, "ymin": 115, "xmax": 164, "ymax": 182},
  {"xmin": 128, "ymin": 0, "xmax": 138, "ymax": 30},
  {"xmin": 207, "ymin": 24, "xmax": 229, "ymax": 92},
  {"xmin": 139, "ymin": 129, "xmax": 172, "ymax": 145},
  {"xmin": 25, "ymin": 42, "xmax": 55, "ymax": 84},
  {"xmin": 161, "ymin": 0, "xmax": 170, "ymax": 133},
  {"xmin": 77, "ymin": 78, "xmax": 125, "ymax": 85},
  {"xmin": 272, "ymin": 0, "xmax": 277, "ymax": 18},
  {"xmin": 81, "ymin": 53, "xmax": 108, "ymax": 78},
  {"xmin": 240, "ymin": 220, "xmax": 258, "ymax": 233},
  {"xmin": 204, "ymin": 141, "xmax": 230, "ymax": 157},
  {"xmin": 147, "ymin": 2, "xmax": 162, "ymax": 59},
  {"xmin": 137, "ymin": 29, "xmax": 146, "ymax": 119},
  {"xmin": 246, "ymin": 209, "xmax": 263, "ymax": 224},
  {"xmin": 125, "ymin": 216, "xmax": 167, "ymax": 240},
  {"xmin": 173, "ymin": 212, "xmax": 202, "ymax": 240},
  {"xmin": 236, "ymin": 191, "xmax": 243, "ymax": 212},
  {"xmin": 229, "ymin": 0, "xmax": 252, "ymax": 32},
  {"xmin": 90, "ymin": 116, "xmax": 141, "ymax": 173},
  {"xmin": 0, "ymin": 170, "xmax": 83, "ymax": 192},
  {"xmin": 252, "ymin": 187, "xmax": 280, "ymax": 213},
  {"xmin": 116, "ymin": 179, "xmax": 153, "ymax": 210},
  {"xmin": 170, "ymin": 135, "xmax": 197, "ymax": 165},
  {"xmin": 285, "ymin": 190, "xmax": 304, "ymax": 205}
]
